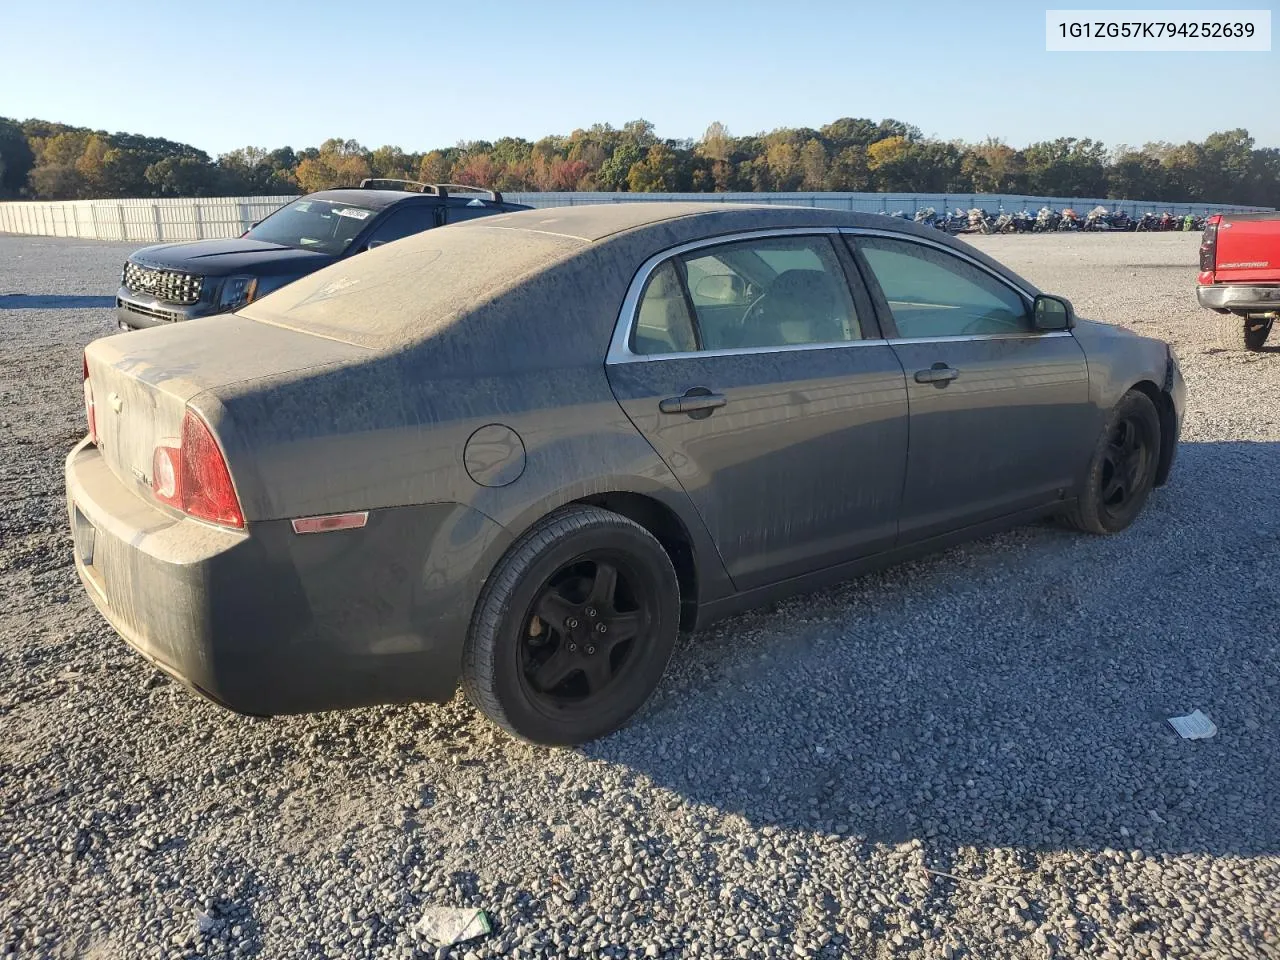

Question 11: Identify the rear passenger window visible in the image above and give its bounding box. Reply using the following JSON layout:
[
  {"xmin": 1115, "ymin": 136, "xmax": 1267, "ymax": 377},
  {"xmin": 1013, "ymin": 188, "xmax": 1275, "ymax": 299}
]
[
  {"xmin": 680, "ymin": 236, "xmax": 861, "ymax": 350},
  {"xmin": 446, "ymin": 201, "xmax": 501, "ymax": 223},
  {"xmin": 629, "ymin": 236, "xmax": 863, "ymax": 355},
  {"xmin": 364, "ymin": 206, "xmax": 439, "ymax": 247},
  {"xmin": 631, "ymin": 261, "xmax": 699, "ymax": 356}
]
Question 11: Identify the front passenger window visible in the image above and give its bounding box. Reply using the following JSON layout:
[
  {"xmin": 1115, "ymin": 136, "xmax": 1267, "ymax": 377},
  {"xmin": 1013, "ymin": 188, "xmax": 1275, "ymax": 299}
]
[{"xmin": 855, "ymin": 237, "xmax": 1031, "ymax": 338}]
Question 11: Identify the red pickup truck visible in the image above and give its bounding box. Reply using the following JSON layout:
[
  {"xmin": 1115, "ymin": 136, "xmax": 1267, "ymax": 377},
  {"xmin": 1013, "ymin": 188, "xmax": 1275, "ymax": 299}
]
[{"xmin": 1197, "ymin": 213, "xmax": 1280, "ymax": 350}]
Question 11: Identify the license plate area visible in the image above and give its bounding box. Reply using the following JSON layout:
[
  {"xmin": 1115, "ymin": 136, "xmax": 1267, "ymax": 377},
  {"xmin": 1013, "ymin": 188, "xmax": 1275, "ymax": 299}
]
[{"xmin": 73, "ymin": 505, "xmax": 97, "ymax": 567}]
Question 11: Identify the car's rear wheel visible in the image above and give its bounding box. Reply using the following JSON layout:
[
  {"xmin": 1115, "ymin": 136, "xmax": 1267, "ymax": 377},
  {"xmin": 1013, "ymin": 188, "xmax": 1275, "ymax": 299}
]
[
  {"xmin": 1217, "ymin": 312, "xmax": 1274, "ymax": 351},
  {"xmin": 1066, "ymin": 389, "xmax": 1162, "ymax": 535},
  {"xmin": 461, "ymin": 505, "xmax": 680, "ymax": 746}
]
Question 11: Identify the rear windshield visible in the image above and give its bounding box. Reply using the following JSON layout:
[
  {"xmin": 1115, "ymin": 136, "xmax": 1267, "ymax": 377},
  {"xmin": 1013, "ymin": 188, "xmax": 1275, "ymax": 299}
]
[
  {"xmin": 246, "ymin": 199, "xmax": 378, "ymax": 255},
  {"xmin": 239, "ymin": 224, "xmax": 586, "ymax": 349}
]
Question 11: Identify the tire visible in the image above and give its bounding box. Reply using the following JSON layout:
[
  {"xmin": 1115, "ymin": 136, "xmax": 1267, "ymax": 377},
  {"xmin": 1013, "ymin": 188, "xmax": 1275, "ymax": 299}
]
[
  {"xmin": 1065, "ymin": 389, "xmax": 1162, "ymax": 535},
  {"xmin": 1217, "ymin": 312, "xmax": 1273, "ymax": 351},
  {"xmin": 461, "ymin": 505, "xmax": 680, "ymax": 746}
]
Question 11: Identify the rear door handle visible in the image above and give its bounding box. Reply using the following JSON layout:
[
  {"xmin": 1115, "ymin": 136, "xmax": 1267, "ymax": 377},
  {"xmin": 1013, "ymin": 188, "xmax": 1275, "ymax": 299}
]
[
  {"xmin": 914, "ymin": 365, "xmax": 959, "ymax": 385},
  {"xmin": 659, "ymin": 389, "xmax": 728, "ymax": 416}
]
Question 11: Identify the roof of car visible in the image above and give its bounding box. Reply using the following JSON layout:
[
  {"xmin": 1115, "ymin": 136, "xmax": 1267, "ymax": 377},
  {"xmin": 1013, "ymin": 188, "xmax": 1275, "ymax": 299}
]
[
  {"xmin": 243, "ymin": 201, "xmax": 1042, "ymax": 356},
  {"xmin": 468, "ymin": 201, "xmax": 904, "ymax": 243}
]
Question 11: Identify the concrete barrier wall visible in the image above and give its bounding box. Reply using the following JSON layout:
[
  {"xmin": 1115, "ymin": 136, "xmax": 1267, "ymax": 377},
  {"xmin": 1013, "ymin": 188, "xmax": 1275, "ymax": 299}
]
[{"xmin": 1, "ymin": 192, "xmax": 1271, "ymax": 243}]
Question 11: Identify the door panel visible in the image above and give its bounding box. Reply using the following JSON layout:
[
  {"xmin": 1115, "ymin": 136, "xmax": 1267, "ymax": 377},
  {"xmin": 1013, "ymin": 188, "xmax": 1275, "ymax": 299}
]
[
  {"xmin": 847, "ymin": 232, "xmax": 1093, "ymax": 542},
  {"xmin": 607, "ymin": 347, "xmax": 909, "ymax": 590},
  {"xmin": 889, "ymin": 335, "xmax": 1092, "ymax": 541}
]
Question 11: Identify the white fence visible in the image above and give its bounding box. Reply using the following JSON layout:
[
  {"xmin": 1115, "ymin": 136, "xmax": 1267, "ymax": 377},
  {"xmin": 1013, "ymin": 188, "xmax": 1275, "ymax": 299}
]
[
  {"xmin": 0, "ymin": 192, "xmax": 1271, "ymax": 243},
  {"xmin": 0, "ymin": 196, "xmax": 294, "ymax": 243}
]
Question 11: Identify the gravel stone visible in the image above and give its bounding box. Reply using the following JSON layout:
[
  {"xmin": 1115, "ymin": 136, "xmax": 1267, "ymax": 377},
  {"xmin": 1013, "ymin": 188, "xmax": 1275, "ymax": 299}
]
[{"xmin": 0, "ymin": 232, "xmax": 1277, "ymax": 959}]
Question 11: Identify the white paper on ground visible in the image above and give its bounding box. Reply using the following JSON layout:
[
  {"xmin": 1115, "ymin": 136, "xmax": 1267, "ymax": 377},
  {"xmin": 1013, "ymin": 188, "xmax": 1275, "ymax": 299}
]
[
  {"xmin": 1168, "ymin": 710, "xmax": 1217, "ymax": 740},
  {"xmin": 415, "ymin": 907, "xmax": 492, "ymax": 946}
]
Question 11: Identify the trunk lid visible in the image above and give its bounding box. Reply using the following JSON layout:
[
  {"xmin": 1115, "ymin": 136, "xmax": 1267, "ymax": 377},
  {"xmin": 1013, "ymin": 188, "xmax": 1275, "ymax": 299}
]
[
  {"xmin": 84, "ymin": 315, "xmax": 368, "ymax": 504},
  {"xmin": 1210, "ymin": 214, "xmax": 1280, "ymax": 284}
]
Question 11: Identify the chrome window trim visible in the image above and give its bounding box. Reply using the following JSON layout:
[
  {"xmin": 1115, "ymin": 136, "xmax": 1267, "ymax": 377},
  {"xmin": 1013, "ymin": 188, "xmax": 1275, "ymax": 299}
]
[
  {"xmin": 887, "ymin": 331, "xmax": 1073, "ymax": 345},
  {"xmin": 611, "ymin": 338, "xmax": 893, "ymax": 365},
  {"xmin": 605, "ymin": 225, "xmax": 1067, "ymax": 365}
]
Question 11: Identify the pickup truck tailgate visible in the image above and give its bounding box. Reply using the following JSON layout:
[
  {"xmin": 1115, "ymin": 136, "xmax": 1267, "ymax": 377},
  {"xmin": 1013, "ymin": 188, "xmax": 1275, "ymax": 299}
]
[{"xmin": 1212, "ymin": 215, "xmax": 1280, "ymax": 284}]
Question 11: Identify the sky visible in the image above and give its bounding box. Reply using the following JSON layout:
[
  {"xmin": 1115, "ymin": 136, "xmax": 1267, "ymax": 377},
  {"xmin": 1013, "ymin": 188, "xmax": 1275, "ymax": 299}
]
[{"xmin": 1, "ymin": 0, "xmax": 1276, "ymax": 156}]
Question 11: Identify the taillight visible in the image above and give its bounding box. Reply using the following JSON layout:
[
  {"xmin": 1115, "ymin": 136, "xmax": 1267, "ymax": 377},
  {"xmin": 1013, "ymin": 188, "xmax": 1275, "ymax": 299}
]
[
  {"xmin": 82, "ymin": 353, "xmax": 97, "ymax": 444},
  {"xmin": 150, "ymin": 410, "xmax": 244, "ymax": 528},
  {"xmin": 1199, "ymin": 215, "xmax": 1221, "ymax": 274},
  {"xmin": 181, "ymin": 412, "xmax": 243, "ymax": 527}
]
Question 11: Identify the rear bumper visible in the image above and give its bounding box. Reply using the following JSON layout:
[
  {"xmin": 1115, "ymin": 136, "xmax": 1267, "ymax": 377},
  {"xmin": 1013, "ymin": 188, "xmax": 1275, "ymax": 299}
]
[
  {"xmin": 1197, "ymin": 283, "xmax": 1280, "ymax": 313},
  {"xmin": 65, "ymin": 439, "xmax": 508, "ymax": 715}
]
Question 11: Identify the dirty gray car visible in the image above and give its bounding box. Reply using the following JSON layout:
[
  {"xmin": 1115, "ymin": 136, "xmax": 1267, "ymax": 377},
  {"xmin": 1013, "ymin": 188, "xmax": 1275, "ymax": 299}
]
[{"xmin": 66, "ymin": 203, "xmax": 1186, "ymax": 745}]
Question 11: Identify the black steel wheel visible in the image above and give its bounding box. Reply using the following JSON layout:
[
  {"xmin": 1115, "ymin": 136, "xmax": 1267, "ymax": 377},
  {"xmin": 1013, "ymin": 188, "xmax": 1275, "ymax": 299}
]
[
  {"xmin": 519, "ymin": 554, "xmax": 653, "ymax": 710},
  {"xmin": 462, "ymin": 505, "xmax": 680, "ymax": 745},
  {"xmin": 1066, "ymin": 389, "xmax": 1162, "ymax": 535}
]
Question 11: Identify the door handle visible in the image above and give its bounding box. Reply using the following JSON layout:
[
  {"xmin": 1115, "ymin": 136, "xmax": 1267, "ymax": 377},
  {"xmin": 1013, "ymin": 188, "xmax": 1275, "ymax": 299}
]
[
  {"xmin": 659, "ymin": 389, "xmax": 728, "ymax": 416},
  {"xmin": 914, "ymin": 364, "xmax": 959, "ymax": 385}
]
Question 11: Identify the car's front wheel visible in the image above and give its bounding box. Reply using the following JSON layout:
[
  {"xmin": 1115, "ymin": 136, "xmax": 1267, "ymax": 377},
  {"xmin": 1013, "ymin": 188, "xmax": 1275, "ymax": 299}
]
[
  {"xmin": 461, "ymin": 505, "xmax": 680, "ymax": 745},
  {"xmin": 1066, "ymin": 389, "xmax": 1162, "ymax": 535}
]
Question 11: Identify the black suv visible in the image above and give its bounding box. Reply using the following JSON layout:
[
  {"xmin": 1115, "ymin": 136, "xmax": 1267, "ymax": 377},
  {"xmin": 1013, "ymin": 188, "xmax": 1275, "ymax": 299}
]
[{"xmin": 115, "ymin": 181, "xmax": 528, "ymax": 330}]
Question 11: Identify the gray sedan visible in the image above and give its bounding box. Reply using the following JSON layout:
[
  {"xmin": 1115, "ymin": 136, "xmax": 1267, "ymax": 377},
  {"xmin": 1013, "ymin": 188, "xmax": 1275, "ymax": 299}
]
[{"xmin": 66, "ymin": 203, "xmax": 1185, "ymax": 745}]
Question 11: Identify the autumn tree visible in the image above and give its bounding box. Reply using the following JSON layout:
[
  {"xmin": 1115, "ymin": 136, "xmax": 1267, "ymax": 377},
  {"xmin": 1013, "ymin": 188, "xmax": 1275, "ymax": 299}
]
[
  {"xmin": 452, "ymin": 151, "xmax": 498, "ymax": 187},
  {"xmin": 418, "ymin": 150, "xmax": 452, "ymax": 184},
  {"xmin": 959, "ymin": 138, "xmax": 1025, "ymax": 193},
  {"xmin": 5, "ymin": 112, "xmax": 1279, "ymax": 207},
  {"xmin": 294, "ymin": 138, "xmax": 372, "ymax": 192},
  {"xmin": 597, "ymin": 141, "xmax": 642, "ymax": 191},
  {"xmin": 1022, "ymin": 137, "xmax": 1108, "ymax": 196},
  {"xmin": 826, "ymin": 146, "xmax": 870, "ymax": 191},
  {"xmin": 1108, "ymin": 150, "xmax": 1167, "ymax": 199},
  {"xmin": 698, "ymin": 122, "xmax": 732, "ymax": 163},
  {"xmin": 369, "ymin": 145, "xmax": 414, "ymax": 180},
  {"xmin": 627, "ymin": 143, "xmax": 679, "ymax": 192}
]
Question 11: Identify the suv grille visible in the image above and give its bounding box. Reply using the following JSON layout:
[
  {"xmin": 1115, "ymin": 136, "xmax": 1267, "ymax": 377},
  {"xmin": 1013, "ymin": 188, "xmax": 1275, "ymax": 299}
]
[{"xmin": 122, "ymin": 262, "xmax": 203, "ymax": 305}]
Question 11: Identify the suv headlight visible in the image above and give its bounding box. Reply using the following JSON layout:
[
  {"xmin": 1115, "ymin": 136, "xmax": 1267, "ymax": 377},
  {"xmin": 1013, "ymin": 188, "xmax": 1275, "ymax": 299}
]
[{"xmin": 218, "ymin": 276, "xmax": 259, "ymax": 311}]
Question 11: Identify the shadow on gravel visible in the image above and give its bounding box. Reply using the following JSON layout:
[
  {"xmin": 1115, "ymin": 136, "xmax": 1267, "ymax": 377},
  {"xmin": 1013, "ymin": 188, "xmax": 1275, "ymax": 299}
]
[
  {"xmin": 590, "ymin": 440, "xmax": 1280, "ymax": 860},
  {"xmin": 0, "ymin": 294, "xmax": 115, "ymax": 309}
]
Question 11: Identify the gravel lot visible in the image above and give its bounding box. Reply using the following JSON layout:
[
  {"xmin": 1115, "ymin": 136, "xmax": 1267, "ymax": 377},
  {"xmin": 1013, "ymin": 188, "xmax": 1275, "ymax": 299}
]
[{"xmin": 1, "ymin": 230, "xmax": 1277, "ymax": 960}]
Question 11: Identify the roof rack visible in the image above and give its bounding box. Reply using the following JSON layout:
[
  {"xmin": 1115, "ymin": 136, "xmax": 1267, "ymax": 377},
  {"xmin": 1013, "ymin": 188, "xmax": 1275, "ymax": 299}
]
[
  {"xmin": 357, "ymin": 179, "xmax": 503, "ymax": 204},
  {"xmin": 433, "ymin": 183, "xmax": 505, "ymax": 204},
  {"xmin": 358, "ymin": 178, "xmax": 439, "ymax": 194}
]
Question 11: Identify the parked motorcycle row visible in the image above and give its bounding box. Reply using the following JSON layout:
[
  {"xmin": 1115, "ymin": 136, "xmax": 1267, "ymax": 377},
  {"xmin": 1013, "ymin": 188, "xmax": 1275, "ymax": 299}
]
[{"xmin": 890, "ymin": 206, "xmax": 1212, "ymax": 235}]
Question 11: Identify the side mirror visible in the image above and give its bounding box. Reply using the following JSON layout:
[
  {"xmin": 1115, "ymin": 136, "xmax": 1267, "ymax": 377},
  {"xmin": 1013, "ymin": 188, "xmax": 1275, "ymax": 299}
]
[
  {"xmin": 367, "ymin": 239, "xmax": 388, "ymax": 249},
  {"xmin": 1033, "ymin": 294, "xmax": 1074, "ymax": 331}
]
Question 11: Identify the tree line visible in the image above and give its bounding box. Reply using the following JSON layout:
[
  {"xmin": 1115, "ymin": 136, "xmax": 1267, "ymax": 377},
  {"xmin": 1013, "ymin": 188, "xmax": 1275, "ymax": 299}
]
[{"xmin": 1, "ymin": 115, "xmax": 1277, "ymax": 207}]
